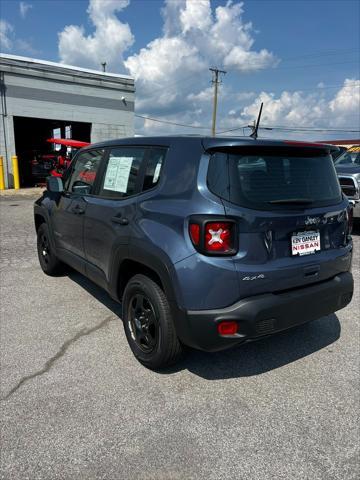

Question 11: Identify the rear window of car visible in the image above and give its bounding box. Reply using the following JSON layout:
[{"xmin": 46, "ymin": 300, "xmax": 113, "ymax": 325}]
[{"xmin": 207, "ymin": 148, "xmax": 342, "ymax": 210}]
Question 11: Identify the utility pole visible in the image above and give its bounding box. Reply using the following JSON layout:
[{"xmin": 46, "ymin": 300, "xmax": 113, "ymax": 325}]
[{"xmin": 209, "ymin": 67, "xmax": 226, "ymax": 136}]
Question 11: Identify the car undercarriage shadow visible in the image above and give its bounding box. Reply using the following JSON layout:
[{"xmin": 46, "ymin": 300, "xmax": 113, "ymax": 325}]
[
  {"xmin": 166, "ymin": 314, "xmax": 341, "ymax": 379},
  {"xmin": 68, "ymin": 270, "xmax": 122, "ymax": 317},
  {"xmin": 68, "ymin": 270, "xmax": 341, "ymax": 380}
]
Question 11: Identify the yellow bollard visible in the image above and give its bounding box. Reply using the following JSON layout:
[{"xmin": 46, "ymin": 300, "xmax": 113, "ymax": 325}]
[
  {"xmin": 0, "ymin": 156, "xmax": 5, "ymax": 190},
  {"xmin": 11, "ymin": 155, "xmax": 20, "ymax": 190}
]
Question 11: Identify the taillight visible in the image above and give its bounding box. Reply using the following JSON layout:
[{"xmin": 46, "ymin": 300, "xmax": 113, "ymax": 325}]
[
  {"xmin": 189, "ymin": 223, "xmax": 200, "ymax": 246},
  {"xmin": 205, "ymin": 222, "xmax": 234, "ymax": 253},
  {"xmin": 189, "ymin": 218, "xmax": 237, "ymax": 255}
]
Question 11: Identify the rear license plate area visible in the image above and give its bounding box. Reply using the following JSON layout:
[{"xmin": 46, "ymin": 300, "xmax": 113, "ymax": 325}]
[{"xmin": 291, "ymin": 230, "xmax": 320, "ymax": 256}]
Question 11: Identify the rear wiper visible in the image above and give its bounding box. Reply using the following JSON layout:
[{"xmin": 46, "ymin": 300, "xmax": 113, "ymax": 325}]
[{"xmin": 269, "ymin": 198, "xmax": 313, "ymax": 205}]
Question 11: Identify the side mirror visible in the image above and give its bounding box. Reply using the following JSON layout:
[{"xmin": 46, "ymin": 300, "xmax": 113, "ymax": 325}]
[
  {"xmin": 72, "ymin": 181, "xmax": 91, "ymax": 195},
  {"xmin": 46, "ymin": 176, "xmax": 64, "ymax": 193}
]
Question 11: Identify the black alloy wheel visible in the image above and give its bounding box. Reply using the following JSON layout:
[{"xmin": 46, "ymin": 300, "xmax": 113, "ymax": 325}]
[
  {"xmin": 36, "ymin": 223, "xmax": 63, "ymax": 275},
  {"xmin": 128, "ymin": 293, "xmax": 158, "ymax": 353},
  {"xmin": 39, "ymin": 231, "xmax": 51, "ymax": 266},
  {"xmin": 122, "ymin": 274, "xmax": 183, "ymax": 369}
]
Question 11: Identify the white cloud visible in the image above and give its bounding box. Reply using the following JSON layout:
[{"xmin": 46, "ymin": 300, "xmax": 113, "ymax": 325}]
[
  {"xmin": 224, "ymin": 47, "xmax": 275, "ymax": 72},
  {"xmin": 187, "ymin": 85, "xmax": 231, "ymax": 106},
  {"xmin": 0, "ymin": 19, "xmax": 38, "ymax": 54},
  {"xmin": 54, "ymin": 1, "xmax": 359, "ymax": 140},
  {"xmin": 187, "ymin": 87, "xmax": 214, "ymax": 103},
  {"xmin": 236, "ymin": 91, "xmax": 257, "ymax": 101},
  {"xmin": 179, "ymin": 0, "xmax": 212, "ymax": 33},
  {"xmin": 0, "ymin": 20, "xmax": 13, "ymax": 50},
  {"xmin": 329, "ymin": 79, "xmax": 360, "ymax": 114},
  {"xmin": 19, "ymin": 2, "xmax": 32, "ymax": 19},
  {"xmin": 124, "ymin": 0, "xmax": 278, "ymax": 134},
  {"xmin": 58, "ymin": 0, "xmax": 134, "ymax": 71},
  {"xmin": 232, "ymin": 79, "xmax": 360, "ymax": 138}
]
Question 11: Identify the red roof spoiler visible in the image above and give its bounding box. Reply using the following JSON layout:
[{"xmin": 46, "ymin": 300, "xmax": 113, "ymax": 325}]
[{"xmin": 46, "ymin": 138, "xmax": 90, "ymax": 148}]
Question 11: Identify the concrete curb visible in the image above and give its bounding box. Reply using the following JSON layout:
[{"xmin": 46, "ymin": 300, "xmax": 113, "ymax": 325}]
[{"xmin": 0, "ymin": 188, "xmax": 45, "ymax": 197}]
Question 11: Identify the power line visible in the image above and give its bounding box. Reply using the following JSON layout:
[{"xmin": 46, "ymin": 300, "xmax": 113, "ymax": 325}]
[
  {"xmin": 135, "ymin": 52, "xmax": 359, "ymax": 97},
  {"xmin": 221, "ymin": 131, "xmax": 360, "ymax": 138},
  {"xmin": 217, "ymin": 125, "xmax": 249, "ymax": 134},
  {"xmin": 268, "ymin": 60, "xmax": 358, "ymax": 71},
  {"xmin": 137, "ymin": 71, "xmax": 202, "ymax": 96},
  {"xmin": 139, "ymin": 61, "xmax": 359, "ymax": 99},
  {"xmin": 218, "ymin": 125, "xmax": 360, "ymax": 135},
  {"xmin": 135, "ymin": 113, "xmax": 360, "ymax": 135},
  {"xmin": 260, "ymin": 125, "xmax": 360, "ymax": 132},
  {"xmin": 279, "ymin": 48, "xmax": 359, "ymax": 62},
  {"xmin": 230, "ymin": 82, "xmax": 359, "ymax": 98},
  {"xmin": 134, "ymin": 114, "xmax": 209, "ymax": 130}
]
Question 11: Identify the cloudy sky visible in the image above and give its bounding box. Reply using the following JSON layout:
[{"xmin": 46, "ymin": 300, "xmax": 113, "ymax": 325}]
[{"xmin": 1, "ymin": 0, "xmax": 359, "ymax": 139}]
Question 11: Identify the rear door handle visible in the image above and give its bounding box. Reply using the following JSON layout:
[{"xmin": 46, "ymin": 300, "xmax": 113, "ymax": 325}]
[{"xmin": 111, "ymin": 216, "xmax": 129, "ymax": 225}]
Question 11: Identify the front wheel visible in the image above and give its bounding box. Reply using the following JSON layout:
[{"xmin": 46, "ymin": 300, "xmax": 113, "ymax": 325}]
[
  {"xmin": 37, "ymin": 223, "xmax": 64, "ymax": 276},
  {"xmin": 122, "ymin": 274, "xmax": 183, "ymax": 369}
]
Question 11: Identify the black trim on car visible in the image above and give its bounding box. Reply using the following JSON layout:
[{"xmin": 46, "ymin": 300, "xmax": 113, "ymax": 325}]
[{"xmin": 183, "ymin": 272, "xmax": 353, "ymax": 351}]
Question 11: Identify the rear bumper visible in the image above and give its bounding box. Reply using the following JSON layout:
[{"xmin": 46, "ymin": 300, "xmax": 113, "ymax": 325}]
[{"xmin": 180, "ymin": 272, "xmax": 353, "ymax": 351}]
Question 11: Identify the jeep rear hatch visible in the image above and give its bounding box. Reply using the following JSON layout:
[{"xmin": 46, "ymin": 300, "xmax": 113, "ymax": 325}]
[{"xmin": 205, "ymin": 143, "xmax": 352, "ymax": 298}]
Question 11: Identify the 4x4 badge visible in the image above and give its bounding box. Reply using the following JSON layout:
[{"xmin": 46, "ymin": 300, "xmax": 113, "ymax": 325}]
[{"xmin": 242, "ymin": 274, "xmax": 265, "ymax": 281}]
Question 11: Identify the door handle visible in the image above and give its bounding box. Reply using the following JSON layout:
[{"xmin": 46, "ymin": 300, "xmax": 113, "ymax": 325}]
[{"xmin": 111, "ymin": 216, "xmax": 129, "ymax": 225}]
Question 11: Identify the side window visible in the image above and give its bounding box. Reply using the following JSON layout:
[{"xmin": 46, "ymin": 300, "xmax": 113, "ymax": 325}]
[
  {"xmin": 143, "ymin": 148, "xmax": 166, "ymax": 191},
  {"xmin": 66, "ymin": 149, "xmax": 104, "ymax": 195},
  {"xmin": 207, "ymin": 152, "xmax": 230, "ymax": 200},
  {"xmin": 99, "ymin": 147, "xmax": 146, "ymax": 198}
]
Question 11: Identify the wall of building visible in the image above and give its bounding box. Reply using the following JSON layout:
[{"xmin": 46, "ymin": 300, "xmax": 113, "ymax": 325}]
[{"xmin": 0, "ymin": 54, "xmax": 135, "ymax": 188}]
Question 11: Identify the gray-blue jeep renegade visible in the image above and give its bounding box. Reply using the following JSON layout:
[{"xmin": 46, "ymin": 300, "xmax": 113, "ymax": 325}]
[{"xmin": 34, "ymin": 136, "xmax": 354, "ymax": 369}]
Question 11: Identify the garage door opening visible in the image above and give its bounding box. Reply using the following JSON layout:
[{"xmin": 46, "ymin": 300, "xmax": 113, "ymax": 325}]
[{"xmin": 13, "ymin": 117, "xmax": 91, "ymax": 186}]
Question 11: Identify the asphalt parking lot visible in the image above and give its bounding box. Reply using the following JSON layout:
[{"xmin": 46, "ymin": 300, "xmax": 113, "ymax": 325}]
[{"xmin": 0, "ymin": 195, "xmax": 359, "ymax": 480}]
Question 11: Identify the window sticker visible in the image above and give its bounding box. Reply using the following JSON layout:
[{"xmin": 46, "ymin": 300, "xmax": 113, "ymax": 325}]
[
  {"xmin": 152, "ymin": 161, "xmax": 162, "ymax": 183},
  {"xmin": 103, "ymin": 157, "xmax": 133, "ymax": 192}
]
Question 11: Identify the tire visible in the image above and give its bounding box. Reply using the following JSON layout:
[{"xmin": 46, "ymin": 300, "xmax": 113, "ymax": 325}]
[
  {"xmin": 37, "ymin": 223, "xmax": 64, "ymax": 276},
  {"xmin": 122, "ymin": 274, "xmax": 183, "ymax": 369}
]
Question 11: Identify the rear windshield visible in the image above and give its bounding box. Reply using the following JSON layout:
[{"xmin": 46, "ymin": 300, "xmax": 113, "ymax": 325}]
[{"xmin": 207, "ymin": 148, "xmax": 342, "ymax": 210}]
